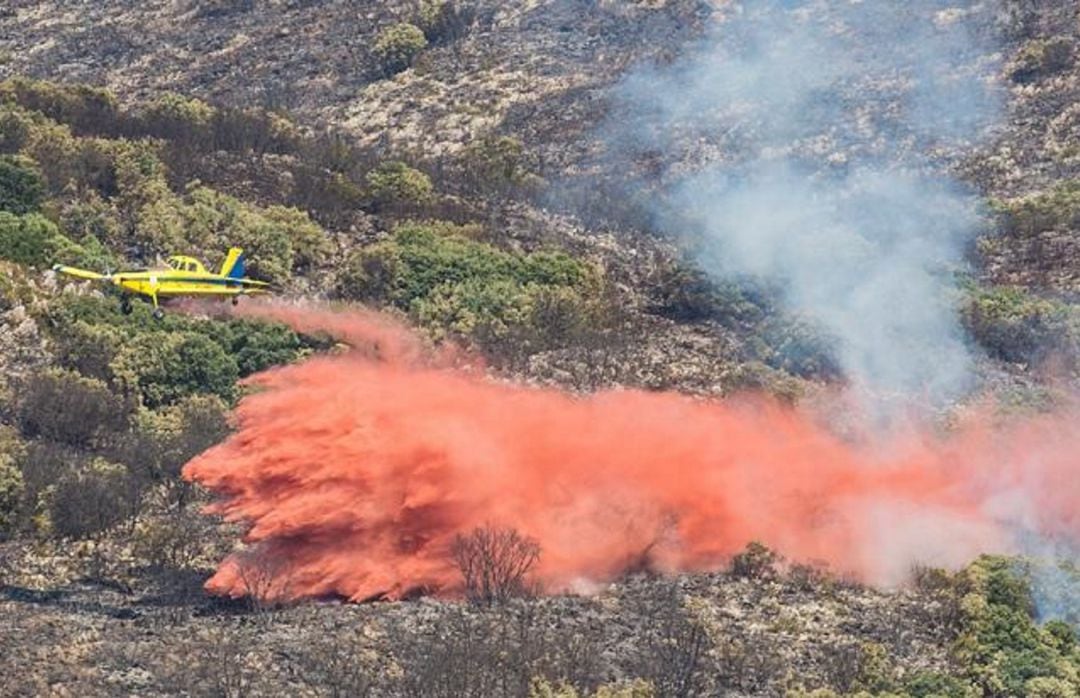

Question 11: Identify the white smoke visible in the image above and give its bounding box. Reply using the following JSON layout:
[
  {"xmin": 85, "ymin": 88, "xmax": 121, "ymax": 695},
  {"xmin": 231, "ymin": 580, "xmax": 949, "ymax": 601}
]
[{"xmin": 609, "ymin": 0, "xmax": 1004, "ymax": 407}]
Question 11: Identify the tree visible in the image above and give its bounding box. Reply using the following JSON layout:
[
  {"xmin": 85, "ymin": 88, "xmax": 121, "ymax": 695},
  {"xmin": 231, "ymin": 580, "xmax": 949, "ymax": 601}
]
[{"xmin": 451, "ymin": 525, "xmax": 540, "ymax": 605}]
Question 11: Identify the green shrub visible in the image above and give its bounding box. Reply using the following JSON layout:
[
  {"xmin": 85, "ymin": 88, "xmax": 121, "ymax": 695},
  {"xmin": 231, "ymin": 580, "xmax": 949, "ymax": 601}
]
[
  {"xmin": 338, "ymin": 223, "xmax": 604, "ymax": 350},
  {"xmin": 51, "ymin": 320, "xmax": 126, "ymax": 382},
  {"xmin": 0, "ymin": 106, "xmax": 34, "ymax": 154},
  {"xmin": 953, "ymin": 556, "xmax": 1079, "ymax": 697},
  {"xmin": 961, "ymin": 286, "xmax": 1079, "ymax": 368},
  {"xmin": 0, "ymin": 154, "xmax": 44, "ymax": 213},
  {"xmin": 338, "ymin": 241, "xmax": 403, "ymax": 304},
  {"xmin": 137, "ymin": 92, "xmax": 215, "ymax": 145},
  {"xmin": 373, "ymin": 22, "xmax": 428, "ymax": 75},
  {"xmin": 0, "ymin": 211, "xmax": 71, "ymax": 266},
  {"xmin": 111, "ymin": 332, "xmax": 239, "ymax": 408},
  {"xmin": 1044, "ymin": 621, "xmax": 1077, "ymax": 653},
  {"xmin": 214, "ymin": 318, "xmax": 303, "ymax": 376},
  {"xmin": 366, "ymin": 160, "xmax": 434, "ymax": 210},
  {"xmin": 1024, "ymin": 676, "xmax": 1079, "ymax": 698},
  {"xmin": 412, "ymin": 276, "xmax": 532, "ymax": 341},
  {"xmin": 58, "ymin": 193, "xmax": 122, "ymax": 246},
  {"xmin": 0, "ymin": 78, "xmax": 119, "ymax": 135},
  {"xmin": 993, "ymin": 180, "xmax": 1080, "ymax": 236},
  {"xmin": 134, "ymin": 184, "xmax": 329, "ymax": 282},
  {"xmin": 48, "ymin": 294, "xmax": 306, "ymax": 378},
  {"xmin": 902, "ymin": 671, "xmax": 978, "ymax": 697}
]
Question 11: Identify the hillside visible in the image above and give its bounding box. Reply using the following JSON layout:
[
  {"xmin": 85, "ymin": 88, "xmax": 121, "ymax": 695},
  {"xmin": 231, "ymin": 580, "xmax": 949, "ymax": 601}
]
[{"xmin": 0, "ymin": 1, "xmax": 1079, "ymax": 696}]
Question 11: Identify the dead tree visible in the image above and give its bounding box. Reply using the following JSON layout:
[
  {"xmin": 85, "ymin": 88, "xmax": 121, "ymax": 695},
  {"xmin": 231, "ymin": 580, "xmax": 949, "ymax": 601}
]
[{"xmin": 450, "ymin": 525, "xmax": 541, "ymax": 605}]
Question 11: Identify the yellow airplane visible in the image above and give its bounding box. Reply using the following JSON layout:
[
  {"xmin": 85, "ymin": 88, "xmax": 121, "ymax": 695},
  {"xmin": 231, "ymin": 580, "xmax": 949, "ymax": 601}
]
[{"xmin": 52, "ymin": 247, "xmax": 271, "ymax": 319}]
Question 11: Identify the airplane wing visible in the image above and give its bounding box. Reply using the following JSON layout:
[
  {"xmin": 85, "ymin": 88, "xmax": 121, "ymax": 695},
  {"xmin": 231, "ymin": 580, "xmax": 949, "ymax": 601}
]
[{"xmin": 52, "ymin": 264, "xmax": 107, "ymax": 281}]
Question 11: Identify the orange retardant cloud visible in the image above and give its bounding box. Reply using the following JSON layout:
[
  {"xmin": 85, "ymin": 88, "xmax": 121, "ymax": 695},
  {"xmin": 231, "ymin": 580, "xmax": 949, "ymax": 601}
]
[{"xmin": 182, "ymin": 301, "xmax": 1080, "ymax": 601}]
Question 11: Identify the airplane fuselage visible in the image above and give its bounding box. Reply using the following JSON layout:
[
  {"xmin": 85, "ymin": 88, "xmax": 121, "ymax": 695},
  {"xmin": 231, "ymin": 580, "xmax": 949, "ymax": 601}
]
[{"xmin": 111, "ymin": 270, "xmax": 261, "ymax": 300}]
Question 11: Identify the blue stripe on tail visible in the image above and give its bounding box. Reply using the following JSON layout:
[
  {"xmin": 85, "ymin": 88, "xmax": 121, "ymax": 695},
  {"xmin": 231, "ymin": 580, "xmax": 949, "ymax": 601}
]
[{"xmin": 227, "ymin": 253, "xmax": 246, "ymax": 279}]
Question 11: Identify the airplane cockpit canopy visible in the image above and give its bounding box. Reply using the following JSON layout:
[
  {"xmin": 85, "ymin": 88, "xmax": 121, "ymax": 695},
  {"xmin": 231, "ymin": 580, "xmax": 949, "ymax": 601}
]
[{"xmin": 166, "ymin": 256, "xmax": 207, "ymax": 274}]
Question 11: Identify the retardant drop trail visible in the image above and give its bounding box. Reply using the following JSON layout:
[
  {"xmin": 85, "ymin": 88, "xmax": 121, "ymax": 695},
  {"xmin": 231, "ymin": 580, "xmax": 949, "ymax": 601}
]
[{"xmin": 182, "ymin": 301, "xmax": 1080, "ymax": 602}]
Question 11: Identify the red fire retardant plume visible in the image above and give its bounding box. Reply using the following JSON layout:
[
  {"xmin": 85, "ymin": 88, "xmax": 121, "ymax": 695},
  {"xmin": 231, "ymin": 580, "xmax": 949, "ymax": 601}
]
[{"xmin": 182, "ymin": 301, "xmax": 1080, "ymax": 601}]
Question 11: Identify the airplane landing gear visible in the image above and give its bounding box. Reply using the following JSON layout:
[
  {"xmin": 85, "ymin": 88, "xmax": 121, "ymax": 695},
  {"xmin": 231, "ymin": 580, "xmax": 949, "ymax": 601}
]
[
  {"xmin": 120, "ymin": 298, "xmax": 133, "ymax": 315},
  {"xmin": 232, "ymin": 297, "xmax": 239, "ymax": 306},
  {"xmin": 152, "ymin": 307, "xmax": 165, "ymax": 321}
]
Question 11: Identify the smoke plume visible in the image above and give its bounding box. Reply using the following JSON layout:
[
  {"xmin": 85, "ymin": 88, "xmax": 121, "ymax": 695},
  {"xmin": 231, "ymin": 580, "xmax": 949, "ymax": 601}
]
[
  {"xmin": 183, "ymin": 302, "xmax": 1078, "ymax": 602},
  {"xmin": 608, "ymin": 1, "xmax": 1003, "ymax": 406}
]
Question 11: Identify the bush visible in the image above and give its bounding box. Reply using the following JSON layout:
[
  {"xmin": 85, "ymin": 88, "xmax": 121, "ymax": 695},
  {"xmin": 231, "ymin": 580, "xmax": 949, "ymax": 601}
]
[
  {"xmin": 1024, "ymin": 676, "xmax": 1079, "ymax": 698},
  {"xmin": 902, "ymin": 672, "xmax": 978, "ymax": 698},
  {"xmin": 634, "ymin": 587, "xmax": 711, "ymax": 697},
  {"xmin": 648, "ymin": 261, "xmax": 763, "ymax": 324},
  {"xmin": 126, "ymin": 395, "xmax": 230, "ymax": 484},
  {"xmin": 993, "ymin": 180, "xmax": 1080, "ymax": 236},
  {"xmin": 16, "ymin": 369, "xmax": 130, "ymax": 448},
  {"xmin": 57, "ymin": 193, "xmax": 123, "ymax": 247},
  {"xmin": 0, "ymin": 211, "xmax": 71, "ymax": 267},
  {"xmin": 49, "ymin": 458, "xmax": 137, "ymax": 539},
  {"xmin": 451, "ymin": 525, "xmax": 540, "ymax": 605},
  {"xmin": 136, "ymin": 92, "xmax": 215, "ymax": 147},
  {"xmin": 0, "ymin": 448, "xmax": 24, "ymax": 538},
  {"xmin": 118, "ymin": 395, "xmax": 229, "ymax": 511},
  {"xmin": 366, "ymin": 160, "xmax": 434, "ymax": 211},
  {"xmin": 461, "ymin": 136, "xmax": 542, "ymax": 199},
  {"xmin": 0, "ymin": 78, "xmax": 119, "ymax": 135},
  {"xmin": 51, "ymin": 320, "xmax": 126, "ymax": 382},
  {"xmin": 48, "ymin": 294, "xmax": 305, "ymax": 380},
  {"xmin": 730, "ymin": 541, "xmax": 783, "ymax": 580},
  {"xmin": 0, "ymin": 154, "xmax": 44, "ymax": 213},
  {"xmin": 417, "ymin": 1, "xmax": 477, "ymax": 44},
  {"xmin": 953, "ymin": 556, "xmax": 1079, "ymax": 697},
  {"xmin": 373, "ymin": 23, "xmax": 428, "ymax": 75},
  {"xmin": 338, "ymin": 223, "xmax": 604, "ymax": 350},
  {"xmin": 961, "ymin": 285, "xmax": 1079, "ymax": 368},
  {"xmin": 132, "ymin": 510, "xmax": 211, "ymax": 569},
  {"xmin": 1011, "ymin": 37, "xmax": 1075, "ymax": 83},
  {"xmin": 111, "ymin": 332, "xmax": 239, "ymax": 408},
  {"xmin": 135, "ymin": 184, "xmax": 329, "ymax": 283},
  {"xmin": 214, "ymin": 318, "xmax": 303, "ymax": 376},
  {"xmin": 337, "ymin": 242, "xmax": 403, "ymax": 304}
]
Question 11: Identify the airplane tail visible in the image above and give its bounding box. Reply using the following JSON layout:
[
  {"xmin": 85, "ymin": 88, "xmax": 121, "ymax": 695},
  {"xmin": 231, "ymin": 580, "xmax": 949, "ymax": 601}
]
[{"xmin": 220, "ymin": 247, "xmax": 246, "ymax": 279}]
